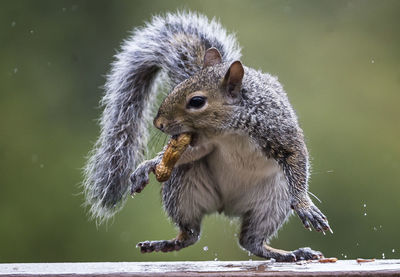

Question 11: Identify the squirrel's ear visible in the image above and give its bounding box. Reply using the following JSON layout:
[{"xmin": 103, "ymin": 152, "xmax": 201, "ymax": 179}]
[
  {"xmin": 222, "ymin": 61, "xmax": 244, "ymax": 99},
  {"xmin": 203, "ymin": 47, "xmax": 222, "ymax": 68}
]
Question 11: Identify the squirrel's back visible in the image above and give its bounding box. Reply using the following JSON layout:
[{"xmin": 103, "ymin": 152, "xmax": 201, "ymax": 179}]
[{"xmin": 83, "ymin": 11, "xmax": 241, "ymax": 222}]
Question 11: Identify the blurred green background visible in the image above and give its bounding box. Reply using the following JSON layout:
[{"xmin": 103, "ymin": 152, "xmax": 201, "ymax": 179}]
[{"xmin": 0, "ymin": 0, "xmax": 399, "ymax": 263}]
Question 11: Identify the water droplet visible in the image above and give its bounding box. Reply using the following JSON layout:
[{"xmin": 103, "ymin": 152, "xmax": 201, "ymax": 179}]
[
  {"xmin": 371, "ymin": 59, "xmax": 375, "ymax": 64},
  {"xmin": 364, "ymin": 213, "xmax": 367, "ymax": 216},
  {"xmin": 373, "ymin": 226, "xmax": 377, "ymax": 231},
  {"xmin": 392, "ymin": 249, "xmax": 395, "ymax": 253},
  {"xmin": 344, "ymin": 255, "xmax": 347, "ymax": 259},
  {"xmin": 363, "ymin": 204, "xmax": 367, "ymax": 208},
  {"xmin": 214, "ymin": 258, "xmax": 218, "ymax": 261},
  {"xmin": 203, "ymin": 246, "xmax": 208, "ymax": 251},
  {"xmin": 11, "ymin": 21, "xmax": 16, "ymax": 27},
  {"xmin": 382, "ymin": 253, "xmax": 385, "ymax": 259}
]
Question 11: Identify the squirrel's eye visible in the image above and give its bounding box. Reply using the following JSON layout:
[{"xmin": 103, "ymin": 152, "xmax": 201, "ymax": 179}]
[{"xmin": 187, "ymin": 96, "xmax": 206, "ymax": 109}]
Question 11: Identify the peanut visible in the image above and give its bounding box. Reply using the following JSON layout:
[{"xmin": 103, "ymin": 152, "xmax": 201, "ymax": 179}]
[{"xmin": 155, "ymin": 133, "xmax": 192, "ymax": 182}]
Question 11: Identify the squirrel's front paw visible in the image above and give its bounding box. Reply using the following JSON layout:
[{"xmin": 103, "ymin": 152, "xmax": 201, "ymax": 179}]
[
  {"xmin": 130, "ymin": 161, "xmax": 156, "ymax": 195},
  {"xmin": 291, "ymin": 200, "xmax": 331, "ymax": 233}
]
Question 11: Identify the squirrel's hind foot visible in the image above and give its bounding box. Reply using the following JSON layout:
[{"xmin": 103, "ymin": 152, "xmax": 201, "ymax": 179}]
[
  {"xmin": 260, "ymin": 245, "xmax": 323, "ymax": 262},
  {"xmin": 137, "ymin": 228, "xmax": 200, "ymax": 253},
  {"xmin": 268, "ymin": 247, "xmax": 323, "ymax": 262},
  {"xmin": 137, "ymin": 239, "xmax": 183, "ymax": 253},
  {"xmin": 292, "ymin": 247, "xmax": 323, "ymax": 261}
]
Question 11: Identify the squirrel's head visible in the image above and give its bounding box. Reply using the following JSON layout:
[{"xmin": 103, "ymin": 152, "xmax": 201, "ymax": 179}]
[{"xmin": 154, "ymin": 48, "xmax": 244, "ymax": 141}]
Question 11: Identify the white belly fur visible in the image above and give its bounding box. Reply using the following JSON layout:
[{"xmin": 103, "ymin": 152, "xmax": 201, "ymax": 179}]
[{"xmin": 207, "ymin": 133, "xmax": 288, "ymax": 216}]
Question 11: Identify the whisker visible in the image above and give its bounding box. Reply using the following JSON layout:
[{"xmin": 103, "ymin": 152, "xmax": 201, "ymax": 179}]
[
  {"xmin": 148, "ymin": 132, "xmax": 161, "ymax": 154},
  {"xmin": 154, "ymin": 131, "xmax": 165, "ymax": 150},
  {"xmin": 148, "ymin": 131, "xmax": 159, "ymax": 148},
  {"xmin": 308, "ymin": 191, "xmax": 322, "ymax": 203},
  {"xmin": 162, "ymin": 134, "xmax": 168, "ymax": 146}
]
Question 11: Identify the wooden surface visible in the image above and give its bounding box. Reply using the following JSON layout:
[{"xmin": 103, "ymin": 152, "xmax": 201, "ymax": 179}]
[{"xmin": 1, "ymin": 260, "xmax": 400, "ymax": 276}]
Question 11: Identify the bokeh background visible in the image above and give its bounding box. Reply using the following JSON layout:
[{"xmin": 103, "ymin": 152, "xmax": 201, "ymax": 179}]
[{"xmin": 1, "ymin": 0, "xmax": 399, "ymax": 263}]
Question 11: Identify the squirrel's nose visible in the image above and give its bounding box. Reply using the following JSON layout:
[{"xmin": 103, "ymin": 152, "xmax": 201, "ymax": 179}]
[{"xmin": 154, "ymin": 117, "xmax": 166, "ymax": 132}]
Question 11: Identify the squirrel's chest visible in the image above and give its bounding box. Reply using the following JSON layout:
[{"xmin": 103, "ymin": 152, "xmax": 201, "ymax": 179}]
[{"xmin": 207, "ymin": 134, "xmax": 280, "ymax": 199}]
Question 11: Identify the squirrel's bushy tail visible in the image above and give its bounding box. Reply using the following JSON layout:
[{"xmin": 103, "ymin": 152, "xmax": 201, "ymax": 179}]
[{"xmin": 83, "ymin": 11, "xmax": 241, "ymax": 222}]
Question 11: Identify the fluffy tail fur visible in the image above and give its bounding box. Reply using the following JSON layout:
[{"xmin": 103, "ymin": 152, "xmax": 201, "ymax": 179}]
[{"xmin": 83, "ymin": 11, "xmax": 241, "ymax": 222}]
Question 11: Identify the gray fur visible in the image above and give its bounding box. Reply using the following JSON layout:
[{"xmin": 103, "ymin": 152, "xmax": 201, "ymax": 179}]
[{"xmin": 83, "ymin": 11, "xmax": 241, "ymax": 221}]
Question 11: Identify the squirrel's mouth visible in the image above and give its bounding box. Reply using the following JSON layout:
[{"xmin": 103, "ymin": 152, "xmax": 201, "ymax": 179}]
[{"xmin": 189, "ymin": 133, "xmax": 198, "ymax": 147}]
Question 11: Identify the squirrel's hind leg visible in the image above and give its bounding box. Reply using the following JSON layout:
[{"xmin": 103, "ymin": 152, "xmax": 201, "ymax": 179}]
[
  {"xmin": 238, "ymin": 172, "xmax": 323, "ymax": 262},
  {"xmin": 239, "ymin": 210, "xmax": 323, "ymax": 262},
  {"xmin": 138, "ymin": 161, "xmax": 220, "ymax": 254},
  {"xmin": 239, "ymin": 209, "xmax": 296, "ymax": 262}
]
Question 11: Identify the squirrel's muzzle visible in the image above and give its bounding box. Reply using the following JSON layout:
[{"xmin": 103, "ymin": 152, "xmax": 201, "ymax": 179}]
[{"xmin": 154, "ymin": 116, "xmax": 166, "ymax": 132}]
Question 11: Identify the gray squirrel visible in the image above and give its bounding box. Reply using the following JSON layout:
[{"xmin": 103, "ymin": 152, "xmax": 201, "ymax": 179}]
[{"xmin": 83, "ymin": 11, "xmax": 331, "ymax": 262}]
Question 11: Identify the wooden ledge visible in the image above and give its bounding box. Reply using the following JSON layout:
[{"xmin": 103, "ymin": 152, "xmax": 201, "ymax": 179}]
[{"xmin": 1, "ymin": 260, "xmax": 400, "ymax": 276}]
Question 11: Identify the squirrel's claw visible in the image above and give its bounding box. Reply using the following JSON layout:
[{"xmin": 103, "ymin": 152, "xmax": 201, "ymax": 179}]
[{"xmin": 293, "ymin": 202, "xmax": 331, "ymax": 233}]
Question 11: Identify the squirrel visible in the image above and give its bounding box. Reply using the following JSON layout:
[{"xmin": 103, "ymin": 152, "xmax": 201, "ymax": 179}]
[{"xmin": 83, "ymin": 11, "xmax": 331, "ymax": 262}]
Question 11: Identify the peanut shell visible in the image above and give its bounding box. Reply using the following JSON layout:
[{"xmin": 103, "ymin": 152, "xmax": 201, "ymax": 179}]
[{"xmin": 155, "ymin": 133, "xmax": 192, "ymax": 182}]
